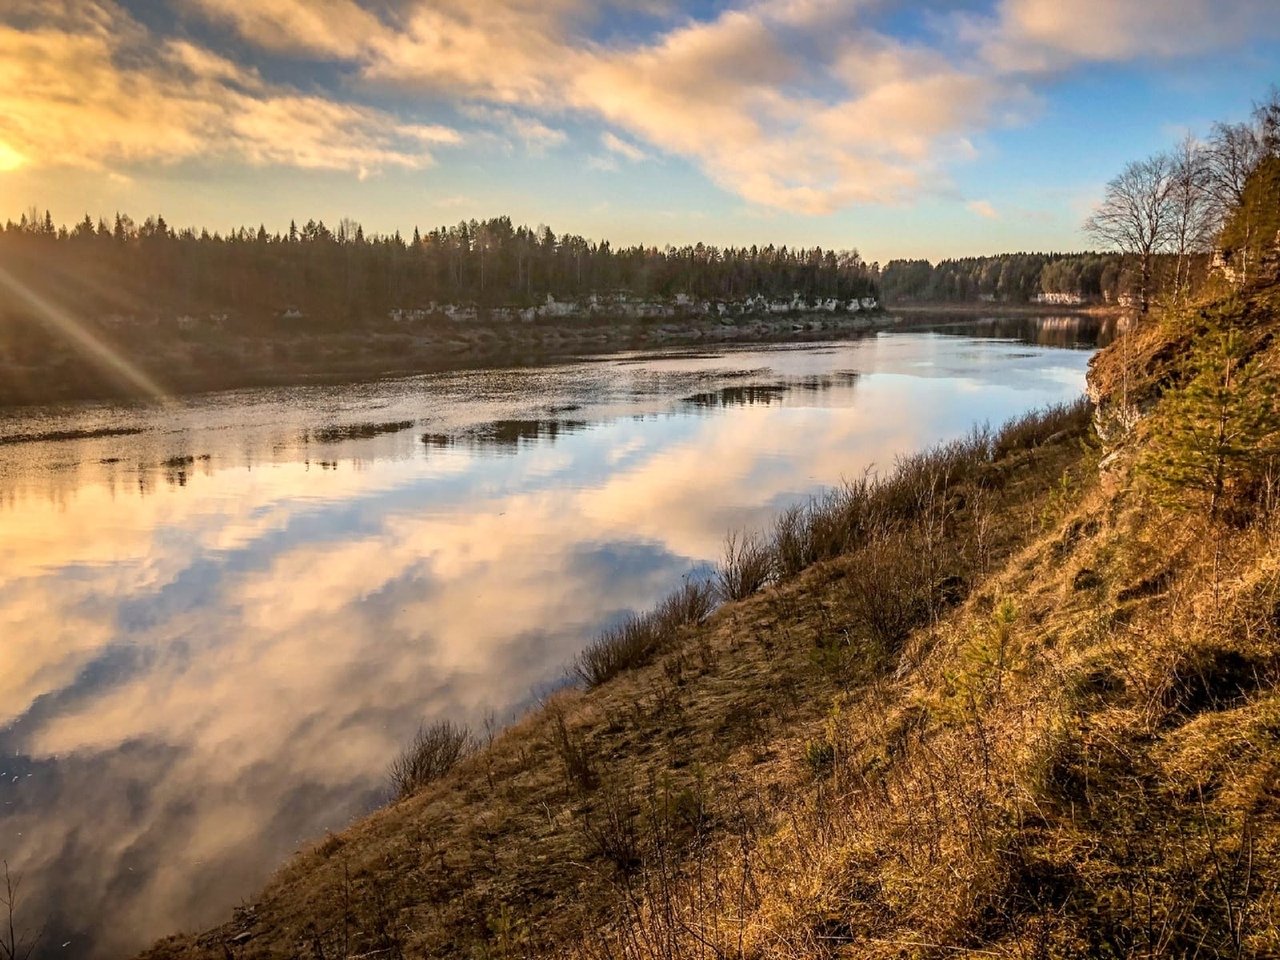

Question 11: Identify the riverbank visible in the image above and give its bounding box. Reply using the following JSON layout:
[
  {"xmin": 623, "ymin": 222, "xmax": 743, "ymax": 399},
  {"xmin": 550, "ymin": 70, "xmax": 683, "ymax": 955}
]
[
  {"xmin": 888, "ymin": 300, "xmax": 1124, "ymax": 319},
  {"xmin": 140, "ymin": 273, "xmax": 1280, "ymax": 958},
  {"xmin": 0, "ymin": 311, "xmax": 891, "ymax": 409}
]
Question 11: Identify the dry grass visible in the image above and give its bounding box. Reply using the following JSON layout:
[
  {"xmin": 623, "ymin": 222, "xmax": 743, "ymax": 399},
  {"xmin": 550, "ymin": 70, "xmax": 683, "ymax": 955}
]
[{"xmin": 715, "ymin": 531, "xmax": 774, "ymax": 601}]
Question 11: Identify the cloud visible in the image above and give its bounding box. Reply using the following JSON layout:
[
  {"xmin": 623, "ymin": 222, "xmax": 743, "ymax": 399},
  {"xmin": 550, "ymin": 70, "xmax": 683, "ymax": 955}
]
[
  {"xmin": 435, "ymin": 193, "xmax": 475, "ymax": 209},
  {"xmin": 167, "ymin": 0, "xmax": 1020, "ymax": 212},
  {"xmin": 462, "ymin": 105, "xmax": 567, "ymax": 153},
  {"xmin": 8, "ymin": 0, "xmax": 1278, "ymax": 213},
  {"xmin": 360, "ymin": 0, "xmax": 581, "ymax": 105},
  {"xmin": 970, "ymin": 0, "xmax": 1280, "ymax": 72},
  {"xmin": 184, "ymin": 0, "xmax": 385, "ymax": 59},
  {"xmin": 0, "ymin": 1, "xmax": 460, "ymax": 176},
  {"xmin": 967, "ymin": 199, "xmax": 1000, "ymax": 220},
  {"xmin": 566, "ymin": 8, "xmax": 1028, "ymax": 213},
  {"xmin": 602, "ymin": 132, "xmax": 650, "ymax": 163}
]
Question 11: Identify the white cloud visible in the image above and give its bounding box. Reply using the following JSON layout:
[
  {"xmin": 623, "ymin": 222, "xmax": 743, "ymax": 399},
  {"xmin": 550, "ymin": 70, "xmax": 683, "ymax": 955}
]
[
  {"xmin": 435, "ymin": 194, "xmax": 475, "ymax": 209},
  {"xmin": 9, "ymin": 0, "xmax": 1278, "ymax": 214},
  {"xmin": 184, "ymin": 0, "xmax": 385, "ymax": 58},
  {"xmin": 967, "ymin": 199, "xmax": 1000, "ymax": 220},
  {"xmin": 168, "ymin": 0, "xmax": 1021, "ymax": 212},
  {"xmin": 601, "ymin": 132, "xmax": 650, "ymax": 163},
  {"xmin": 970, "ymin": 0, "xmax": 1280, "ymax": 72},
  {"xmin": 462, "ymin": 105, "xmax": 567, "ymax": 153}
]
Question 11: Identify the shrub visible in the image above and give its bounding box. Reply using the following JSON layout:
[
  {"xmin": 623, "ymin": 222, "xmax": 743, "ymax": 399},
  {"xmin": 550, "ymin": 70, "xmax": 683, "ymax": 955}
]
[
  {"xmin": 388, "ymin": 719, "xmax": 473, "ymax": 800},
  {"xmin": 840, "ymin": 533, "xmax": 933, "ymax": 658},
  {"xmin": 992, "ymin": 398, "xmax": 1091, "ymax": 459},
  {"xmin": 802, "ymin": 738, "xmax": 836, "ymax": 775},
  {"xmin": 716, "ymin": 531, "xmax": 773, "ymax": 601},
  {"xmin": 573, "ymin": 580, "xmax": 714, "ymax": 687},
  {"xmin": 772, "ymin": 504, "xmax": 816, "ymax": 580},
  {"xmin": 550, "ymin": 708, "xmax": 597, "ymax": 794}
]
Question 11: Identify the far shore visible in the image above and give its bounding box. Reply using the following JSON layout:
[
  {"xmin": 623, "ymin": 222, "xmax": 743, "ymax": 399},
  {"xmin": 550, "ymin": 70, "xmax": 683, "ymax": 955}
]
[
  {"xmin": 887, "ymin": 300, "xmax": 1125, "ymax": 319},
  {"xmin": 0, "ymin": 305, "xmax": 1122, "ymax": 412},
  {"xmin": 0, "ymin": 311, "xmax": 895, "ymax": 411}
]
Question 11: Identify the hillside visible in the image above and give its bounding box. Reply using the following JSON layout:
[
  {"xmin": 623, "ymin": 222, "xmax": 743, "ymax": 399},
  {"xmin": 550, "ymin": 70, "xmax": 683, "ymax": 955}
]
[{"xmin": 137, "ymin": 264, "xmax": 1280, "ymax": 958}]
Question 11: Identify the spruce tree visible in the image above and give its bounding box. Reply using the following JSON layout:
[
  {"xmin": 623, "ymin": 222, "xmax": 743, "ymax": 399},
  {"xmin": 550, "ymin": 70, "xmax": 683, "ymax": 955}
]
[{"xmin": 1142, "ymin": 322, "xmax": 1278, "ymax": 518}]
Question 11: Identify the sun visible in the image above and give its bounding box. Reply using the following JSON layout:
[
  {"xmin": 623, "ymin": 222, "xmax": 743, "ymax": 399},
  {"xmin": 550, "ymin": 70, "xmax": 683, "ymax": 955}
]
[{"xmin": 0, "ymin": 140, "xmax": 26, "ymax": 172}]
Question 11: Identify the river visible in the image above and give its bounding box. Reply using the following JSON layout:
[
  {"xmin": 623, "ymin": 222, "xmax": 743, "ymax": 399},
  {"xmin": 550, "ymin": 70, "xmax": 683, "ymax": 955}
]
[{"xmin": 0, "ymin": 317, "xmax": 1108, "ymax": 957}]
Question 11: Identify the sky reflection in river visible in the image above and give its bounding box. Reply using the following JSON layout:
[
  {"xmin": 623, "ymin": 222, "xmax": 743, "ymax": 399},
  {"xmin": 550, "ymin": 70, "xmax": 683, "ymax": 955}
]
[{"xmin": 0, "ymin": 323, "xmax": 1097, "ymax": 957}]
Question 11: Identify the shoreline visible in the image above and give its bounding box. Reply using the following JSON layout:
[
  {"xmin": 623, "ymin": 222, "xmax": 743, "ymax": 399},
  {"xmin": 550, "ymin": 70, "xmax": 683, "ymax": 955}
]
[
  {"xmin": 0, "ymin": 312, "xmax": 894, "ymax": 412},
  {"xmin": 887, "ymin": 300, "xmax": 1125, "ymax": 319},
  {"xmin": 0, "ymin": 307, "xmax": 1124, "ymax": 413}
]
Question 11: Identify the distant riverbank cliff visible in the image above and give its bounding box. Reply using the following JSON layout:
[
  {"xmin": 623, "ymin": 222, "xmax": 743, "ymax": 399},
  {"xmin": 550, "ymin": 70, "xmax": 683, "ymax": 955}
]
[{"xmin": 0, "ymin": 293, "xmax": 885, "ymax": 408}]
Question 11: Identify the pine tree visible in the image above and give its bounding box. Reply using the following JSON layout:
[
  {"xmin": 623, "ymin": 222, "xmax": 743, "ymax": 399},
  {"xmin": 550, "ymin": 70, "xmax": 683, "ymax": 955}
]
[{"xmin": 1142, "ymin": 322, "xmax": 1279, "ymax": 518}]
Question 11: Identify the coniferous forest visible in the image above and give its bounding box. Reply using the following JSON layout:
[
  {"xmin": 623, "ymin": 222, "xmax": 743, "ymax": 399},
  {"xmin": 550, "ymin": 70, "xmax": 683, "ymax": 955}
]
[{"xmin": 0, "ymin": 212, "xmax": 879, "ymax": 325}]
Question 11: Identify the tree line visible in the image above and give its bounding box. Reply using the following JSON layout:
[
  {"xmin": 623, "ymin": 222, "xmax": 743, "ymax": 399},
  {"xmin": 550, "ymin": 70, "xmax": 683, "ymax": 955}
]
[
  {"xmin": 0, "ymin": 212, "xmax": 879, "ymax": 327},
  {"xmin": 879, "ymin": 252, "xmax": 1129, "ymax": 304}
]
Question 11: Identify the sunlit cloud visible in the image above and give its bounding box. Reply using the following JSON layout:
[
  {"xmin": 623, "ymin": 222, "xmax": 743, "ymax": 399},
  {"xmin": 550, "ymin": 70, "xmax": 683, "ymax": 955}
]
[
  {"xmin": 967, "ymin": 199, "xmax": 1000, "ymax": 220},
  {"xmin": 184, "ymin": 0, "xmax": 384, "ymax": 59},
  {"xmin": 601, "ymin": 132, "xmax": 650, "ymax": 163},
  {"xmin": 2, "ymin": 0, "xmax": 1277, "ymax": 216},
  {"xmin": 0, "ymin": 1, "xmax": 460, "ymax": 178},
  {"xmin": 461, "ymin": 105, "xmax": 568, "ymax": 153},
  {"xmin": 969, "ymin": 0, "xmax": 1280, "ymax": 73}
]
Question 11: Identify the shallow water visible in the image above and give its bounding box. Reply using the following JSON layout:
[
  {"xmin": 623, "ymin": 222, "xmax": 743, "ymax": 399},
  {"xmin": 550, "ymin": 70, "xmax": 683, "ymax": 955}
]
[{"xmin": 0, "ymin": 319, "xmax": 1102, "ymax": 957}]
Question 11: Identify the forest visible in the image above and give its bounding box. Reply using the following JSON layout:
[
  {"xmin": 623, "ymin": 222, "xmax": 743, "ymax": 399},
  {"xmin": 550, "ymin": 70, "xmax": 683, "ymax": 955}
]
[
  {"xmin": 0, "ymin": 213, "xmax": 879, "ymax": 327},
  {"xmin": 879, "ymin": 252, "xmax": 1127, "ymax": 303}
]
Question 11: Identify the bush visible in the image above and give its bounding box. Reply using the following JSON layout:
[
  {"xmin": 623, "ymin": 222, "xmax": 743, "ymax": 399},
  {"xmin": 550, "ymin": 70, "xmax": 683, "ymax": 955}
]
[
  {"xmin": 772, "ymin": 504, "xmax": 816, "ymax": 580},
  {"xmin": 802, "ymin": 738, "xmax": 836, "ymax": 775},
  {"xmin": 550, "ymin": 708, "xmax": 597, "ymax": 794},
  {"xmin": 840, "ymin": 533, "xmax": 933, "ymax": 658},
  {"xmin": 716, "ymin": 531, "xmax": 773, "ymax": 601},
  {"xmin": 388, "ymin": 719, "xmax": 473, "ymax": 800},
  {"xmin": 1140, "ymin": 325, "xmax": 1279, "ymax": 519},
  {"xmin": 573, "ymin": 580, "xmax": 715, "ymax": 687},
  {"xmin": 992, "ymin": 398, "xmax": 1091, "ymax": 459}
]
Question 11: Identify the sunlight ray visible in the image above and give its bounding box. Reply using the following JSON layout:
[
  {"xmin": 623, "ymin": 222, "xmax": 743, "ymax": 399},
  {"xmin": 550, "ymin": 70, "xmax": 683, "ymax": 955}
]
[{"xmin": 0, "ymin": 264, "xmax": 170, "ymax": 403}]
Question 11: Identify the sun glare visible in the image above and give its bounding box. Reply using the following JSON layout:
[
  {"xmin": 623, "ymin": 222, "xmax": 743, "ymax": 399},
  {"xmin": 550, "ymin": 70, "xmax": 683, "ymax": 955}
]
[
  {"xmin": 0, "ymin": 264, "xmax": 169, "ymax": 403},
  {"xmin": 0, "ymin": 140, "xmax": 25, "ymax": 172}
]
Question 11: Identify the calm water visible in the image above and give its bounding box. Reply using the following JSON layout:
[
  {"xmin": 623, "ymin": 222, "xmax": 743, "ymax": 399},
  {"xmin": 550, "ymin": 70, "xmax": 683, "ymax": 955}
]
[{"xmin": 0, "ymin": 319, "xmax": 1103, "ymax": 957}]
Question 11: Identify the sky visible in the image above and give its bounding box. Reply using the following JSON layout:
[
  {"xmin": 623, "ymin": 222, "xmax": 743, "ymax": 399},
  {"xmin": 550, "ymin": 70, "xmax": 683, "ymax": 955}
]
[{"xmin": 0, "ymin": 0, "xmax": 1276, "ymax": 263}]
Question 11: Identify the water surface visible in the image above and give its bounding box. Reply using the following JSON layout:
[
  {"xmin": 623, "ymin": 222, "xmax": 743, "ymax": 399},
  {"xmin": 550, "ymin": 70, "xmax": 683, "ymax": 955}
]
[{"xmin": 0, "ymin": 319, "xmax": 1101, "ymax": 957}]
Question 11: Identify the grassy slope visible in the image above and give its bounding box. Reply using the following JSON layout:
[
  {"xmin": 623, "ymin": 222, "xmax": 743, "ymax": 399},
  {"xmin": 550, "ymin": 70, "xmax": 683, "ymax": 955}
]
[{"xmin": 144, "ymin": 280, "xmax": 1280, "ymax": 959}]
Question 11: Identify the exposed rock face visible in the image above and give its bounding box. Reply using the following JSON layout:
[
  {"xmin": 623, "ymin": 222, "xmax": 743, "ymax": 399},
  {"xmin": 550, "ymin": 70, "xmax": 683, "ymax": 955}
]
[
  {"xmin": 1085, "ymin": 317, "xmax": 1150, "ymax": 450},
  {"xmin": 1087, "ymin": 380, "xmax": 1146, "ymax": 447},
  {"xmin": 388, "ymin": 293, "xmax": 879, "ymax": 326}
]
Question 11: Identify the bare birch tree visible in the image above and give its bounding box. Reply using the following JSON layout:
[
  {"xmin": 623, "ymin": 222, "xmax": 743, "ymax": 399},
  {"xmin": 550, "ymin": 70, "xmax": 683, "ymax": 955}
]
[
  {"xmin": 1085, "ymin": 152, "xmax": 1176, "ymax": 314},
  {"xmin": 1167, "ymin": 135, "xmax": 1216, "ymax": 302}
]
